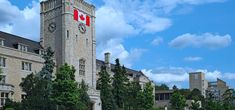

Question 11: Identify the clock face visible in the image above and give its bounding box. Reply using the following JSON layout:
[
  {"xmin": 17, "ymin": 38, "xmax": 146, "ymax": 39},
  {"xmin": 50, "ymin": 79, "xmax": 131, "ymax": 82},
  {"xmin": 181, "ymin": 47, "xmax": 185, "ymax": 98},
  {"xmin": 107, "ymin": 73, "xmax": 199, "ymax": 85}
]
[
  {"xmin": 48, "ymin": 22, "xmax": 56, "ymax": 33},
  {"xmin": 78, "ymin": 23, "xmax": 86, "ymax": 34}
]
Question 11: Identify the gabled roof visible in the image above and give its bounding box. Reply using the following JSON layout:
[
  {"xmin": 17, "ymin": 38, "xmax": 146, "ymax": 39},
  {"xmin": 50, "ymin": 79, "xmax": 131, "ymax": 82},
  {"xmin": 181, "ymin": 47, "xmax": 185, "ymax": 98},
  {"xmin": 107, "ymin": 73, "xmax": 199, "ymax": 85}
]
[
  {"xmin": 96, "ymin": 59, "xmax": 150, "ymax": 80},
  {"xmin": 0, "ymin": 31, "xmax": 42, "ymax": 54},
  {"xmin": 0, "ymin": 31, "xmax": 150, "ymax": 81}
]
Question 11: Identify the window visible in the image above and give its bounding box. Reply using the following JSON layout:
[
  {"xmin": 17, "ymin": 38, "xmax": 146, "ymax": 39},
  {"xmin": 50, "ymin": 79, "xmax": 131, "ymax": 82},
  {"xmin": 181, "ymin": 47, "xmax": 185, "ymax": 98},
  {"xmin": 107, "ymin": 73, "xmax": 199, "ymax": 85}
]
[
  {"xmin": 39, "ymin": 49, "xmax": 45, "ymax": 55},
  {"xmin": 0, "ymin": 75, "xmax": 6, "ymax": 83},
  {"xmin": 195, "ymin": 74, "xmax": 199, "ymax": 80},
  {"xmin": 76, "ymin": 35, "xmax": 78, "ymax": 41},
  {"xmin": 0, "ymin": 39, "xmax": 4, "ymax": 46},
  {"xmin": 18, "ymin": 44, "xmax": 28, "ymax": 52},
  {"xmin": 0, "ymin": 92, "xmax": 10, "ymax": 107},
  {"xmin": 79, "ymin": 59, "xmax": 85, "ymax": 75},
  {"xmin": 0, "ymin": 57, "xmax": 6, "ymax": 67},
  {"xmin": 67, "ymin": 30, "xmax": 69, "ymax": 39},
  {"xmin": 22, "ymin": 62, "xmax": 32, "ymax": 71}
]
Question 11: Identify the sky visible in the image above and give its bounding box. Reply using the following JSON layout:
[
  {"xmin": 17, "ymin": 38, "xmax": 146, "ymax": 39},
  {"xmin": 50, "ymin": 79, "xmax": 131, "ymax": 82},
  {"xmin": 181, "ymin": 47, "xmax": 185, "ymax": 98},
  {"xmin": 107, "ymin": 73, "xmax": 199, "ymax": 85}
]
[{"xmin": 1, "ymin": 0, "xmax": 235, "ymax": 89}]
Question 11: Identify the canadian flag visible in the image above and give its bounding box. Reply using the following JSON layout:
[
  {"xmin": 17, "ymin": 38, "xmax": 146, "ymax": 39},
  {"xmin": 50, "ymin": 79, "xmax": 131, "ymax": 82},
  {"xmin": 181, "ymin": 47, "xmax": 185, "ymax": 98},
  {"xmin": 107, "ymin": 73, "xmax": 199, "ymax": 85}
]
[{"xmin": 74, "ymin": 9, "xmax": 90, "ymax": 27}]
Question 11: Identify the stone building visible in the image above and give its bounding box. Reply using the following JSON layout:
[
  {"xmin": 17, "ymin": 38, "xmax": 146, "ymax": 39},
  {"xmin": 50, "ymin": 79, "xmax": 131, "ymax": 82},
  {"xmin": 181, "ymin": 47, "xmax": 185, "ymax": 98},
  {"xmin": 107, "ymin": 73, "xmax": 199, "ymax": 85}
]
[
  {"xmin": 189, "ymin": 72, "xmax": 229, "ymax": 100},
  {"xmin": 0, "ymin": 0, "xmax": 152, "ymax": 109},
  {"xmin": 96, "ymin": 52, "xmax": 151, "ymax": 90},
  {"xmin": 189, "ymin": 72, "xmax": 208, "ymax": 97},
  {"xmin": 207, "ymin": 78, "xmax": 229, "ymax": 100}
]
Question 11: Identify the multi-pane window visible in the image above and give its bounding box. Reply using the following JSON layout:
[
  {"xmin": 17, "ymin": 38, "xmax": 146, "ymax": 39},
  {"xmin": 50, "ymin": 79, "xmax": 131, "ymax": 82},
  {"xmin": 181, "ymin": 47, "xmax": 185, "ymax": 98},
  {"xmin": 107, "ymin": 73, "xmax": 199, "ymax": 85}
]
[
  {"xmin": 22, "ymin": 62, "xmax": 32, "ymax": 71},
  {"xmin": 18, "ymin": 44, "xmax": 28, "ymax": 52},
  {"xmin": 0, "ymin": 57, "xmax": 6, "ymax": 67},
  {"xmin": 79, "ymin": 59, "xmax": 85, "ymax": 75},
  {"xmin": 0, "ymin": 75, "xmax": 6, "ymax": 84},
  {"xmin": 0, "ymin": 92, "xmax": 9, "ymax": 107},
  {"xmin": 0, "ymin": 39, "xmax": 4, "ymax": 46}
]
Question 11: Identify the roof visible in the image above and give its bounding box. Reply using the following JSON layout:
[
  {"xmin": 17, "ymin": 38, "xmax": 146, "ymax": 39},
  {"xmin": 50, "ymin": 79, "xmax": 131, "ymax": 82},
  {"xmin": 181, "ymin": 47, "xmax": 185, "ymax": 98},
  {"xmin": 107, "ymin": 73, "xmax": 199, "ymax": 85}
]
[
  {"xmin": 0, "ymin": 31, "xmax": 150, "ymax": 80},
  {"xmin": 96, "ymin": 59, "xmax": 151, "ymax": 81},
  {"xmin": 96, "ymin": 59, "xmax": 141, "ymax": 75},
  {"xmin": 0, "ymin": 31, "xmax": 42, "ymax": 54}
]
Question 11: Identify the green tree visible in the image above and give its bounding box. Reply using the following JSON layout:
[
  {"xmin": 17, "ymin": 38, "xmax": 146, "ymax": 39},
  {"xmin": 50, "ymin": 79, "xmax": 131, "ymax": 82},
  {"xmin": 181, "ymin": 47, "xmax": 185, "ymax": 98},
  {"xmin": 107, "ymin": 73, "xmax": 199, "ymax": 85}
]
[
  {"xmin": 222, "ymin": 89, "xmax": 235, "ymax": 110},
  {"xmin": 97, "ymin": 66, "xmax": 116, "ymax": 110},
  {"xmin": 125, "ymin": 81, "xmax": 142, "ymax": 109},
  {"xmin": 204, "ymin": 91, "xmax": 224, "ymax": 110},
  {"xmin": 142, "ymin": 82, "xmax": 154, "ymax": 109},
  {"xmin": 155, "ymin": 84, "xmax": 169, "ymax": 90},
  {"xmin": 51, "ymin": 63, "xmax": 83, "ymax": 109},
  {"xmin": 188, "ymin": 89, "xmax": 204, "ymax": 99},
  {"xmin": 170, "ymin": 90, "xmax": 187, "ymax": 110},
  {"xmin": 20, "ymin": 47, "xmax": 55, "ymax": 110},
  {"xmin": 172, "ymin": 85, "xmax": 178, "ymax": 90},
  {"xmin": 190, "ymin": 96, "xmax": 202, "ymax": 110},
  {"xmin": 79, "ymin": 80, "xmax": 90, "ymax": 109},
  {"xmin": 112, "ymin": 59, "xmax": 129, "ymax": 108}
]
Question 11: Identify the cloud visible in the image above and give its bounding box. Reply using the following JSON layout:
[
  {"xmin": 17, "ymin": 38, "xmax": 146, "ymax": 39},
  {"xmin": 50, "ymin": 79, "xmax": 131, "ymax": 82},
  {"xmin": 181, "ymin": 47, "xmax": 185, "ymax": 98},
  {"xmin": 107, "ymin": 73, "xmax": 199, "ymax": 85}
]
[
  {"xmin": 142, "ymin": 67, "xmax": 193, "ymax": 83},
  {"xmin": 184, "ymin": 56, "xmax": 202, "ymax": 62},
  {"xmin": 96, "ymin": 6, "xmax": 138, "ymax": 44},
  {"xmin": 151, "ymin": 37, "xmax": 164, "ymax": 46},
  {"xmin": 169, "ymin": 33, "xmax": 232, "ymax": 49},
  {"xmin": 96, "ymin": 39, "xmax": 146, "ymax": 68},
  {"xmin": 156, "ymin": 0, "xmax": 226, "ymax": 13},
  {"xmin": 224, "ymin": 73, "xmax": 235, "ymax": 80},
  {"xmin": 0, "ymin": 0, "xmax": 40, "ymax": 41},
  {"xmin": 142, "ymin": 67, "xmax": 234, "ymax": 88}
]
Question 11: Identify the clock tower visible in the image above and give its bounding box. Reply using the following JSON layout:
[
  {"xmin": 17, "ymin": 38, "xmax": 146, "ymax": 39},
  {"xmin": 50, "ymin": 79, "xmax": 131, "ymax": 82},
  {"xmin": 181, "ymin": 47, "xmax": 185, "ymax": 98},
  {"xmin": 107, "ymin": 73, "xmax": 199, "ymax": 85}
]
[{"xmin": 40, "ymin": 0, "xmax": 101, "ymax": 109}]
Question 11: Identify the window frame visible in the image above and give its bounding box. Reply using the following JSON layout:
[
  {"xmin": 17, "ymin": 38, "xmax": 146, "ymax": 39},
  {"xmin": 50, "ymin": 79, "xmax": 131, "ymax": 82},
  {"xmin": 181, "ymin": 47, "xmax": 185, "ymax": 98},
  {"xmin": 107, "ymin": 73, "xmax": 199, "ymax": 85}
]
[
  {"xmin": 0, "ymin": 57, "xmax": 6, "ymax": 67},
  {"xmin": 22, "ymin": 61, "xmax": 32, "ymax": 71},
  {"xmin": 79, "ymin": 58, "xmax": 85, "ymax": 76}
]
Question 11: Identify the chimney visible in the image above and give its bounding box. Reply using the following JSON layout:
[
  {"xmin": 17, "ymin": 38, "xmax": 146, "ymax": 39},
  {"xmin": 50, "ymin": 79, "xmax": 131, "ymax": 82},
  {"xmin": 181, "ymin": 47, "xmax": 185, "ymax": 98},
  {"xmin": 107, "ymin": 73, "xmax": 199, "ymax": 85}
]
[{"xmin": 104, "ymin": 52, "xmax": 111, "ymax": 71}]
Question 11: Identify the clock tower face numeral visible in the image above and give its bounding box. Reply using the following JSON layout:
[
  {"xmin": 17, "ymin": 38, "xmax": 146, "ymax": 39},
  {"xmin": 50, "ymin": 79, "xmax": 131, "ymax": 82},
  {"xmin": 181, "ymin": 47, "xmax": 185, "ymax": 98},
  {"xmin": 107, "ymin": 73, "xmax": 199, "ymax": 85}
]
[
  {"xmin": 48, "ymin": 22, "xmax": 56, "ymax": 33},
  {"xmin": 78, "ymin": 23, "xmax": 86, "ymax": 34}
]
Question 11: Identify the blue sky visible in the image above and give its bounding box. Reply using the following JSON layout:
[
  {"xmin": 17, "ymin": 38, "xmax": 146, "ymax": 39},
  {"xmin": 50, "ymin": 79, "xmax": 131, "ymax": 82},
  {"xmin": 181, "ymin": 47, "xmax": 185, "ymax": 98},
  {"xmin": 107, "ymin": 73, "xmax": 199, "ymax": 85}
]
[{"xmin": 1, "ymin": 0, "xmax": 235, "ymax": 89}]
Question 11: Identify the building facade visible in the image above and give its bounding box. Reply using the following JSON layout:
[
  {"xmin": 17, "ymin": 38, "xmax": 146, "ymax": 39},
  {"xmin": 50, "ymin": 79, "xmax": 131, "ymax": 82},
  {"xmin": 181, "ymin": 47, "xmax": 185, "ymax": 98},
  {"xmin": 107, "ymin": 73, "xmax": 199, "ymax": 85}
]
[
  {"xmin": 0, "ymin": 0, "xmax": 153, "ymax": 109},
  {"xmin": 189, "ymin": 72, "xmax": 208, "ymax": 97},
  {"xmin": 189, "ymin": 72, "xmax": 229, "ymax": 100},
  {"xmin": 207, "ymin": 78, "xmax": 229, "ymax": 100}
]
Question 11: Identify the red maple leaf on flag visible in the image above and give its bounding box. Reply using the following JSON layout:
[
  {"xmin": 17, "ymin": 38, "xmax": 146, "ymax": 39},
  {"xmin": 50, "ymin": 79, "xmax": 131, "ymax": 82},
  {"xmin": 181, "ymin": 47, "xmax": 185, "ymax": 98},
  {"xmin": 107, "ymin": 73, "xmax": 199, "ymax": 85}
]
[{"xmin": 80, "ymin": 14, "xmax": 85, "ymax": 21}]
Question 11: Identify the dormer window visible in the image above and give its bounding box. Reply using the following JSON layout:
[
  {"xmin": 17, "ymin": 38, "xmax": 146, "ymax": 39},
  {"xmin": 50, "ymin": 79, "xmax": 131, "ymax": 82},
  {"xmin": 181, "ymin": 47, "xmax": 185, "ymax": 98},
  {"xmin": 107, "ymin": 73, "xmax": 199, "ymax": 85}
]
[
  {"xmin": 0, "ymin": 39, "xmax": 4, "ymax": 46},
  {"xmin": 39, "ymin": 49, "xmax": 45, "ymax": 55},
  {"xmin": 18, "ymin": 43, "xmax": 28, "ymax": 52}
]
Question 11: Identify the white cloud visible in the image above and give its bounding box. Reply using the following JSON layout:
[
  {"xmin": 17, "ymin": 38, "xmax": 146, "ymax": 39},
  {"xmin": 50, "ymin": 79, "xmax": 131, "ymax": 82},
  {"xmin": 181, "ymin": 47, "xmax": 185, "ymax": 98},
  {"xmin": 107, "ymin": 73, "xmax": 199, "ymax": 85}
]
[
  {"xmin": 184, "ymin": 56, "xmax": 202, "ymax": 62},
  {"xmin": 96, "ymin": 6, "xmax": 138, "ymax": 44},
  {"xmin": 0, "ymin": 0, "xmax": 40, "ymax": 41},
  {"xmin": 97, "ymin": 39, "xmax": 146, "ymax": 68},
  {"xmin": 142, "ymin": 67, "xmax": 193, "ymax": 83},
  {"xmin": 223, "ymin": 73, "xmax": 235, "ymax": 80},
  {"xmin": 169, "ymin": 33, "xmax": 232, "ymax": 49},
  {"xmin": 195, "ymin": 69, "xmax": 222, "ymax": 81},
  {"xmin": 156, "ymin": 0, "xmax": 226, "ymax": 13},
  {"xmin": 151, "ymin": 37, "xmax": 164, "ymax": 46},
  {"xmin": 142, "ymin": 67, "xmax": 234, "ymax": 87}
]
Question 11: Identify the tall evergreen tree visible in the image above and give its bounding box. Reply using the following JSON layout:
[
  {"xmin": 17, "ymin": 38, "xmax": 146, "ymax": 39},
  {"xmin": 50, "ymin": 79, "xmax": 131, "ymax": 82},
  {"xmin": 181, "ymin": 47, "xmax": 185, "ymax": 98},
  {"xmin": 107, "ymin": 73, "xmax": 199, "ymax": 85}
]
[
  {"xmin": 20, "ymin": 47, "xmax": 55, "ymax": 110},
  {"xmin": 125, "ymin": 81, "xmax": 142, "ymax": 109},
  {"xmin": 222, "ymin": 89, "xmax": 235, "ymax": 110},
  {"xmin": 79, "ymin": 80, "xmax": 90, "ymax": 109},
  {"xmin": 170, "ymin": 90, "xmax": 187, "ymax": 110},
  {"xmin": 51, "ymin": 63, "xmax": 83, "ymax": 109},
  {"xmin": 97, "ymin": 66, "xmax": 116, "ymax": 110},
  {"xmin": 143, "ymin": 82, "xmax": 154, "ymax": 109},
  {"xmin": 112, "ymin": 59, "xmax": 129, "ymax": 108}
]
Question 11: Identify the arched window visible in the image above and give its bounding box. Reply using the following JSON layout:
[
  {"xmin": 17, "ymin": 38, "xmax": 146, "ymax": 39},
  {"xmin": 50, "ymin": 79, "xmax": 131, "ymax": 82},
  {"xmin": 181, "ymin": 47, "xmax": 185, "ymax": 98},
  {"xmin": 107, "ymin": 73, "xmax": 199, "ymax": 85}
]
[{"xmin": 79, "ymin": 59, "xmax": 85, "ymax": 75}]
